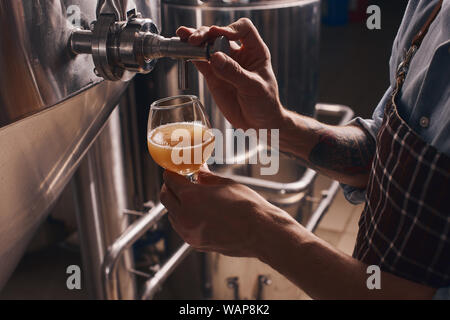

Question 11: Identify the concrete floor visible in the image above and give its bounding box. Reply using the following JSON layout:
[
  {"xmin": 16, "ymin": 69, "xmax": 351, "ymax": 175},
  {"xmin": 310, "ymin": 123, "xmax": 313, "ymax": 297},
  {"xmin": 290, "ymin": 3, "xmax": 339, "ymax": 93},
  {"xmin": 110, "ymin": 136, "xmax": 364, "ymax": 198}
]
[{"xmin": 0, "ymin": 1, "xmax": 408, "ymax": 300}]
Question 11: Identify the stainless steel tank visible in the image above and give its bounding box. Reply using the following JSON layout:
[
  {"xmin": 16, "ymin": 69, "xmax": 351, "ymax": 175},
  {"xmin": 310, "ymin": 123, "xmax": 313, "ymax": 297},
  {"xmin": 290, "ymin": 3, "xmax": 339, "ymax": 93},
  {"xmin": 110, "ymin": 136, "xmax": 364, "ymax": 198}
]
[
  {"xmin": 154, "ymin": 0, "xmax": 320, "ymax": 115},
  {"xmin": 0, "ymin": 0, "xmax": 160, "ymax": 291}
]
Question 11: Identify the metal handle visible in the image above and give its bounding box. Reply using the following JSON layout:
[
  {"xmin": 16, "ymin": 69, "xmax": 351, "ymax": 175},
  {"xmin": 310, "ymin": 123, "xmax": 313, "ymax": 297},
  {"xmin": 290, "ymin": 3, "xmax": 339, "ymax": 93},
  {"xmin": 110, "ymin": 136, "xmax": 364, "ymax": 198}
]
[
  {"xmin": 96, "ymin": 0, "xmax": 129, "ymax": 20},
  {"xmin": 178, "ymin": 59, "xmax": 189, "ymax": 90},
  {"xmin": 141, "ymin": 243, "xmax": 193, "ymax": 300},
  {"xmin": 305, "ymin": 180, "xmax": 341, "ymax": 232},
  {"xmin": 102, "ymin": 202, "xmax": 167, "ymax": 299},
  {"xmin": 142, "ymin": 34, "xmax": 230, "ymax": 61},
  {"xmin": 226, "ymin": 277, "xmax": 240, "ymax": 300},
  {"xmin": 69, "ymin": 14, "xmax": 231, "ymax": 82}
]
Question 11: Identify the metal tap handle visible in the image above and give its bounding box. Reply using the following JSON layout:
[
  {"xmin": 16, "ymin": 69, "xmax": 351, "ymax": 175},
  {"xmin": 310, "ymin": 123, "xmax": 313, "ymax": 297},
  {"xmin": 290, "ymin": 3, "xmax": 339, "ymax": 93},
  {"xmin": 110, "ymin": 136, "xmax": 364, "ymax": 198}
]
[
  {"xmin": 96, "ymin": 0, "xmax": 129, "ymax": 20},
  {"xmin": 69, "ymin": 15, "xmax": 231, "ymax": 82},
  {"xmin": 142, "ymin": 34, "xmax": 230, "ymax": 61},
  {"xmin": 209, "ymin": 36, "xmax": 231, "ymax": 58}
]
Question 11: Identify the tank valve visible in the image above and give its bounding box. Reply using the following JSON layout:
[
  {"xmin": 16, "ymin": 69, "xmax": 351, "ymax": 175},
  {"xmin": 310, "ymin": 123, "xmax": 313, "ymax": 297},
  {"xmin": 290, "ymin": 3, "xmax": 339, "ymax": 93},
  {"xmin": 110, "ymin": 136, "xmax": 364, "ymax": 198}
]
[{"xmin": 69, "ymin": 13, "xmax": 230, "ymax": 86}]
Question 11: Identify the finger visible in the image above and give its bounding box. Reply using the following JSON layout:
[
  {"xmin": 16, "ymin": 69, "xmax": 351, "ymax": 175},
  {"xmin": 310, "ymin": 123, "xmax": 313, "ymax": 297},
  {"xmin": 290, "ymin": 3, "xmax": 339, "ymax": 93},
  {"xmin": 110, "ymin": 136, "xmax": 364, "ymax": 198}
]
[
  {"xmin": 209, "ymin": 52, "xmax": 255, "ymax": 88},
  {"xmin": 188, "ymin": 26, "xmax": 211, "ymax": 46},
  {"xmin": 192, "ymin": 61, "xmax": 216, "ymax": 79},
  {"xmin": 196, "ymin": 78, "xmax": 247, "ymax": 130},
  {"xmin": 163, "ymin": 170, "xmax": 192, "ymax": 196},
  {"xmin": 192, "ymin": 61, "xmax": 236, "ymax": 94},
  {"xmin": 160, "ymin": 184, "xmax": 181, "ymax": 214},
  {"xmin": 208, "ymin": 18, "xmax": 268, "ymax": 54},
  {"xmin": 176, "ymin": 26, "xmax": 197, "ymax": 41}
]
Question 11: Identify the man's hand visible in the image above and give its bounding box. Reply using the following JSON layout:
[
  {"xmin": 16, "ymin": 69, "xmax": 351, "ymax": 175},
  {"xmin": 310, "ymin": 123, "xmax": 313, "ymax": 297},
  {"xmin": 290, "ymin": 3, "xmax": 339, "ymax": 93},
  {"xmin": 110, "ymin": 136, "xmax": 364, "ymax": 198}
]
[
  {"xmin": 177, "ymin": 18, "xmax": 284, "ymax": 130},
  {"xmin": 160, "ymin": 169, "xmax": 296, "ymax": 258},
  {"xmin": 177, "ymin": 19, "xmax": 375, "ymax": 189},
  {"xmin": 159, "ymin": 169, "xmax": 436, "ymax": 299}
]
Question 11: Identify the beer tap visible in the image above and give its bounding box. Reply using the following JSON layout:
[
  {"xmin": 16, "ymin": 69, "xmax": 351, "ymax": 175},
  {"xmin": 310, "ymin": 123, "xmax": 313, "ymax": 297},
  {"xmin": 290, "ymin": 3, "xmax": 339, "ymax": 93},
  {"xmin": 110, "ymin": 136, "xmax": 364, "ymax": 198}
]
[{"xmin": 69, "ymin": 6, "xmax": 230, "ymax": 89}]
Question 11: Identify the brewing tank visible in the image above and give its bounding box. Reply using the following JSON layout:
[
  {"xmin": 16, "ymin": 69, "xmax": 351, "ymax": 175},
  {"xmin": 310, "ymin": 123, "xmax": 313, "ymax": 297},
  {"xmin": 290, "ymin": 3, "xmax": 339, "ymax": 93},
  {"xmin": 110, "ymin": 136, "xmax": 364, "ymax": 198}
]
[
  {"xmin": 153, "ymin": 0, "xmax": 320, "ymax": 119},
  {"xmin": 0, "ymin": 0, "xmax": 160, "ymax": 290}
]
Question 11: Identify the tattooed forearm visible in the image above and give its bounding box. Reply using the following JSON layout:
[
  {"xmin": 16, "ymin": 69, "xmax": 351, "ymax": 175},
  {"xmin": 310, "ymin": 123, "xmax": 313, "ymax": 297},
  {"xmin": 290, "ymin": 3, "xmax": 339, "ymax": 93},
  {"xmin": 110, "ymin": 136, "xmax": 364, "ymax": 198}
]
[
  {"xmin": 308, "ymin": 126, "xmax": 376, "ymax": 176},
  {"xmin": 278, "ymin": 110, "xmax": 376, "ymax": 188}
]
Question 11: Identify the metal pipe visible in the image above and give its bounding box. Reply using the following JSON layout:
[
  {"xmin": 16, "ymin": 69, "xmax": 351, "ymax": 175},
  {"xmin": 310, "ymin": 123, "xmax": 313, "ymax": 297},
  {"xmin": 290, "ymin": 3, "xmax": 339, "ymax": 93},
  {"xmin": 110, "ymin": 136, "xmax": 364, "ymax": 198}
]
[
  {"xmin": 142, "ymin": 34, "xmax": 230, "ymax": 61},
  {"xmin": 143, "ymin": 34, "xmax": 208, "ymax": 60},
  {"xmin": 102, "ymin": 202, "xmax": 167, "ymax": 299},
  {"xmin": 305, "ymin": 180, "xmax": 340, "ymax": 232},
  {"xmin": 141, "ymin": 243, "xmax": 193, "ymax": 300},
  {"xmin": 69, "ymin": 30, "xmax": 93, "ymax": 55},
  {"xmin": 178, "ymin": 59, "xmax": 189, "ymax": 90},
  {"xmin": 225, "ymin": 168, "xmax": 318, "ymax": 194},
  {"xmin": 73, "ymin": 107, "xmax": 136, "ymax": 300}
]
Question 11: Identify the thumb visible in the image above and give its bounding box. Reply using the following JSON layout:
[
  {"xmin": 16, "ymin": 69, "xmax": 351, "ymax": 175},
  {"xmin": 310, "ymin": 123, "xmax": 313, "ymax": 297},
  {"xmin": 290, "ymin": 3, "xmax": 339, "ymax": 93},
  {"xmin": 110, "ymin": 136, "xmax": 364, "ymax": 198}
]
[{"xmin": 210, "ymin": 52, "xmax": 252, "ymax": 88}]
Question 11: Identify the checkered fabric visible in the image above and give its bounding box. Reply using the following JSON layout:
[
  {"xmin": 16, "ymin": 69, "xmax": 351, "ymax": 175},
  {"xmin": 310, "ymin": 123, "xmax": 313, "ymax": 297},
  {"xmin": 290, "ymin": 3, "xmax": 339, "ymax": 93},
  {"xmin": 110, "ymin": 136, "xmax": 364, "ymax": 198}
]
[
  {"xmin": 353, "ymin": 0, "xmax": 450, "ymax": 287},
  {"xmin": 353, "ymin": 97, "xmax": 450, "ymax": 287}
]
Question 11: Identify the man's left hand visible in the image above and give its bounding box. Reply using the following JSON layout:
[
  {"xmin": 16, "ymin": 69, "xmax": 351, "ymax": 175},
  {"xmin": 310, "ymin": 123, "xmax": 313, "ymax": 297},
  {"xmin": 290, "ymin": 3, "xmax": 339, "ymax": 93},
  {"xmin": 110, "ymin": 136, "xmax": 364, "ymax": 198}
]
[{"xmin": 160, "ymin": 169, "xmax": 295, "ymax": 258}]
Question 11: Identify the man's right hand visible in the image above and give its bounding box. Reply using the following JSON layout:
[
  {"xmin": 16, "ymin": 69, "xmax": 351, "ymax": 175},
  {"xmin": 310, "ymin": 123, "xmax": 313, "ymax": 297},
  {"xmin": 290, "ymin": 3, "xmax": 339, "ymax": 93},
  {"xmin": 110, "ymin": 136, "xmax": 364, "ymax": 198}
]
[
  {"xmin": 178, "ymin": 18, "xmax": 375, "ymax": 190},
  {"xmin": 177, "ymin": 18, "xmax": 285, "ymax": 130}
]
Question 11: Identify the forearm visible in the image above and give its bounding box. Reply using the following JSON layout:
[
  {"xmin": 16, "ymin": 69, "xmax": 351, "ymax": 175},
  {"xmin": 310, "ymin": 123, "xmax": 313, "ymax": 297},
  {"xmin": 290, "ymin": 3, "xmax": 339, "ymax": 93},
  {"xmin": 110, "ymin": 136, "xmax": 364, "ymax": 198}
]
[
  {"xmin": 277, "ymin": 109, "xmax": 375, "ymax": 188},
  {"xmin": 256, "ymin": 213, "xmax": 436, "ymax": 300}
]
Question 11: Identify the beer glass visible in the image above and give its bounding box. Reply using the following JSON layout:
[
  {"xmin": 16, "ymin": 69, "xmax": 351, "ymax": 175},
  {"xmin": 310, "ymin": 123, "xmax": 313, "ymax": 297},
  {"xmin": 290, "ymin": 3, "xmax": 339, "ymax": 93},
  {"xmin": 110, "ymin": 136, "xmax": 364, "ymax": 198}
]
[{"xmin": 147, "ymin": 95, "xmax": 215, "ymax": 180}]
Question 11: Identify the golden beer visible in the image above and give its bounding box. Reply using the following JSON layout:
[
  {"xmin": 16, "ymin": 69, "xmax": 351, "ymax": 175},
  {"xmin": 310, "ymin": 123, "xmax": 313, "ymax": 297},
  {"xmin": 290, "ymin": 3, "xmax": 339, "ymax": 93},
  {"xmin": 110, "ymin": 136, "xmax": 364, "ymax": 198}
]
[{"xmin": 147, "ymin": 122, "xmax": 215, "ymax": 175}]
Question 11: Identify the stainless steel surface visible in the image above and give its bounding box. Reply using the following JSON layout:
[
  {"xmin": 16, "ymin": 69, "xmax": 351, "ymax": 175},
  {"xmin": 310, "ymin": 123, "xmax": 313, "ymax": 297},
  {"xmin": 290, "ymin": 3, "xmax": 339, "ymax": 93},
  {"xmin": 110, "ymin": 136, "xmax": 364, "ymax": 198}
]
[
  {"xmin": 70, "ymin": 29, "xmax": 93, "ymax": 54},
  {"xmin": 256, "ymin": 275, "xmax": 272, "ymax": 300},
  {"xmin": 0, "ymin": 0, "xmax": 159, "ymax": 291},
  {"xmin": 141, "ymin": 243, "xmax": 193, "ymax": 300},
  {"xmin": 69, "ymin": 13, "xmax": 230, "ymax": 82},
  {"xmin": 136, "ymin": 0, "xmax": 161, "ymax": 28},
  {"xmin": 226, "ymin": 277, "xmax": 240, "ymax": 300},
  {"xmin": 103, "ymin": 202, "xmax": 167, "ymax": 299},
  {"xmin": 73, "ymin": 107, "xmax": 136, "ymax": 300},
  {"xmin": 224, "ymin": 168, "xmax": 318, "ymax": 194},
  {"xmin": 178, "ymin": 59, "xmax": 190, "ymax": 90},
  {"xmin": 96, "ymin": 0, "xmax": 131, "ymax": 20},
  {"xmin": 0, "ymin": 80, "xmax": 126, "ymax": 290},
  {"xmin": 142, "ymin": 34, "xmax": 230, "ymax": 60},
  {"xmin": 165, "ymin": 0, "xmax": 306, "ymax": 5},
  {"xmin": 157, "ymin": 0, "xmax": 320, "ymax": 116},
  {"xmin": 0, "ymin": 0, "xmax": 101, "ymax": 128},
  {"xmin": 304, "ymin": 180, "xmax": 341, "ymax": 232}
]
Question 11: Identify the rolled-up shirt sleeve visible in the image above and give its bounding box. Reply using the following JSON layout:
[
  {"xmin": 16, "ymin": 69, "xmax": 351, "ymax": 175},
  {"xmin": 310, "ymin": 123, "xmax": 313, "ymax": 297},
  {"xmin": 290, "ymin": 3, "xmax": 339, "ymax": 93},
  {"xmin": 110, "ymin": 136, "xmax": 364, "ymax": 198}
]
[{"xmin": 340, "ymin": 87, "xmax": 393, "ymax": 204}]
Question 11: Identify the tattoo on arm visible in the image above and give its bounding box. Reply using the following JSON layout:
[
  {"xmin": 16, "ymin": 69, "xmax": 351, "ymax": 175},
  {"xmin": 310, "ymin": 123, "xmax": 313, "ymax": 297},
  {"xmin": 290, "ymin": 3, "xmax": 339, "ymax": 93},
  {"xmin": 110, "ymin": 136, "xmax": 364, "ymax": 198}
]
[{"xmin": 308, "ymin": 126, "xmax": 376, "ymax": 176}]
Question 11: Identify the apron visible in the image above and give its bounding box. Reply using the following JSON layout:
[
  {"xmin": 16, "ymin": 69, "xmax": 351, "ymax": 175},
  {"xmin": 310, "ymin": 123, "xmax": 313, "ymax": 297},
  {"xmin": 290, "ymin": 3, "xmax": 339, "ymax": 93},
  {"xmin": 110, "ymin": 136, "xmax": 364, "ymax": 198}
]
[{"xmin": 353, "ymin": 0, "xmax": 450, "ymax": 288}]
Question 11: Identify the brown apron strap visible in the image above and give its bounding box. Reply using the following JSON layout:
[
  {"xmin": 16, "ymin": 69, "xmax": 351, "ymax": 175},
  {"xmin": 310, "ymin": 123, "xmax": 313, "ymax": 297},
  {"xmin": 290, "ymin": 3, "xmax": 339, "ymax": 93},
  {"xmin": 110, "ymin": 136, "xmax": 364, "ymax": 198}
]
[
  {"xmin": 392, "ymin": 0, "xmax": 443, "ymax": 99},
  {"xmin": 412, "ymin": 0, "xmax": 443, "ymax": 46}
]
